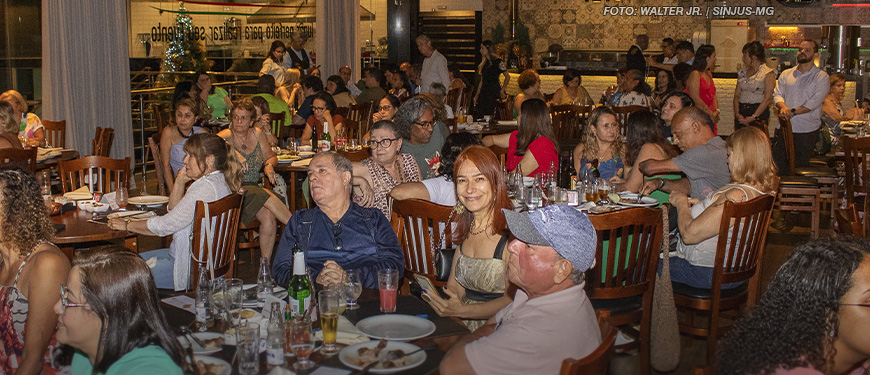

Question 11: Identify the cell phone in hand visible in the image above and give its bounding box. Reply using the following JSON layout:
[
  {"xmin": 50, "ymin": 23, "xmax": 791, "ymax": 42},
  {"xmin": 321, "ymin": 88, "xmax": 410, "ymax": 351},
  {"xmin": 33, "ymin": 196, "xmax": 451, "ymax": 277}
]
[{"xmin": 414, "ymin": 275, "xmax": 448, "ymax": 300}]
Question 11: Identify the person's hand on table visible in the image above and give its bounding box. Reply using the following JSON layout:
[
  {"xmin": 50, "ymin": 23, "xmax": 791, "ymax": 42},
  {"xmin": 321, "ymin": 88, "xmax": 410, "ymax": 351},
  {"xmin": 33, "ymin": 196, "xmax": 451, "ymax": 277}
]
[
  {"xmin": 425, "ymin": 286, "xmax": 466, "ymax": 317},
  {"xmin": 640, "ymin": 179, "xmax": 662, "ymax": 197},
  {"xmin": 316, "ymin": 260, "xmax": 347, "ymax": 287},
  {"xmin": 107, "ymin": 218, "xmax": 130, "ymax": 232}
]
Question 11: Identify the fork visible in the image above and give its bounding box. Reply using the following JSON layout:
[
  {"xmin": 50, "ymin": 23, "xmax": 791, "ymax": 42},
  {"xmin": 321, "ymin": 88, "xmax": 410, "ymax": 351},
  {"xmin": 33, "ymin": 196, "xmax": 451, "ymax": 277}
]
[
  {"xmin": 180, "ymin": 325, "xmax": 206, "ymax": 348},
  {"xmin": 179, "ymin": 331, "xmax": 200, "ymax": 375}
]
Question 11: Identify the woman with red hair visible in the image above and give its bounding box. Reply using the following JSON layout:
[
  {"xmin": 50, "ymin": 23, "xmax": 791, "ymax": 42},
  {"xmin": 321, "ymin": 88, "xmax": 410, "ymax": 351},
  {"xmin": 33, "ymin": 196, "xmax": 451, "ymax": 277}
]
[{"xmin": 424, "ymin": 146, "xmax": 514, "ymax": 330}]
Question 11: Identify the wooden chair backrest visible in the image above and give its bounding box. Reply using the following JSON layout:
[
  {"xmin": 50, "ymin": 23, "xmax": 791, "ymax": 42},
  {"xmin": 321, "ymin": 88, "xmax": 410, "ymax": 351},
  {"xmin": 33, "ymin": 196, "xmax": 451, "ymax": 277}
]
[
  {"xmin": 711, "ymin": 194, "xmax": 775, "ymax": 309},
  {"xmin": 841, "ymin": 135, "xmax": 870, "ymax": 206},
  {"xmin": 390, "ymin": 199, "xmax": 454, "ymax": 288},
  {"xmin": 148, "ymin": 136, "xmax": 168, "ymax": 196},
  {"xmin": 270, "ymin": 111, "xmax": 286, "ymax": 136},
  {"xmin": 559, "ymin": 311, "xmax": 618, "ymax": 375},
  {"xmin": 586, "ymin": 207, "xmax": 663, "ymax": 300},
  {"xmin": 835, "ymin": 204, "xmax": 863, "ymax": 237},
  {"xmin": 497, "ymin": 96, "xmax": 514, "ymax": 121},
  {"xmin": 780, "ymin": 118, "xmax": 798, "ymax": 175},
  {"xmin": 459, "ymin": 86, "xmax": 474, "ymax": 110},
  {"xmin": 334, "ymin": 106, "xmax": 350, "ymax": 119},
  {"xmin": 42, "ymin": 120, "xmax": 66, "ymax": 148},
  {"xmin": 91, "ymin": 127, "xmax": 114, "ymax": 157},
  {"xmin": 153, "ymin": 104, "xmax": 170, "ymax": 134},
  {"xmin": 488, "ymin": 145, "xmax": 508, "ymax": 167},
  {"xmin": 611, "ymin": 105, "xmax": 646, "ymax": 136},
  {"xmin": 550, "ymin": 104, "xmax": 589, "ymax": 140},
  {"xmin": 446, "ymin": 88, "xmax": 462, "ymax": 112},
  {"xmin": 0, "ymin": 148, "xmax": 37, "ymax": 174},
  {"xmin": 337, "ymin": 147, "xmax": 369, "ymax": 162},
  {"xmin": 349, "ymin": 101, "xmax": 374, "ymax": 140},
  {"xmin": 342, "ymin": 118, "xmax": 359, "ymax": 141},
  {"xmin": 190, "ymin": 193, "xmax": 244, "ymax": 290},
  {"xmin": 445, "ymin": 118, "xmax": 458, "ymax": 134},
  {"xmin": 58, "ymin": 156, "xmax": 130, "ymax": 194}
]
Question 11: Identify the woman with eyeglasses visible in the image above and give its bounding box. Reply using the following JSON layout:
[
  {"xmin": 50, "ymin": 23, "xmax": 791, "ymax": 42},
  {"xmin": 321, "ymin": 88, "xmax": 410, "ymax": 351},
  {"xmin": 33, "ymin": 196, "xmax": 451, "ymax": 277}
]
[
  {"xmin": 0, "ymin": 169, "xmax": 71, "ymax": 374},
  {"xmin": 218, "ymin": 100, "xmax": 292, "ymax": 262},
  {"xmin": 718, "ymin": 237, "xmax": 870, "ymax": 375},
  {"xmin": 55, "ymin": 248, "xmax": 185, "ymax": 375},
  {"xmin": 573, "ymin": 106, "xmax": 625, "ymax": 181},
  {"xmin": 372, "ymin": 95, "xmax": 400, "ymax": 123},
  {"xmin": 300, "ymin": 92, "xmax": 345, "ymax": 148},
  {"xmin": 482, "ymin": 98, "xmax": 558, "ymax": 178},
  {"xmin": 351, "ymin": 120, "xmax": 421, "ymax": 217},
  {"xmin": 423, "ymin": 146, "xmax": 514, "ymax": 331}
]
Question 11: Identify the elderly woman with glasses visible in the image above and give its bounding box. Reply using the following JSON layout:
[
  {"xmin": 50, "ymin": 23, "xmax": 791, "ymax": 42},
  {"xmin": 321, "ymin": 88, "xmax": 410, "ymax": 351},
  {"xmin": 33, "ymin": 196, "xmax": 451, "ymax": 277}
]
[
  {"xmin": 300, "ymin": 92, "xmax": 345, "ymax": 148},
  {"xmin": 55, "ymin": 248, "xmax": 185, "ymax": 375},
  {"xmin": 0, "ymin": 169, "xmax": 70, "ymax": 374},
  {"xmin": 394, "ymin": 97, "xmax": 449, "ymax": 179},
  {"xmin": 352, "ymin": 120, "xmax": 421, "ymax": 217}
]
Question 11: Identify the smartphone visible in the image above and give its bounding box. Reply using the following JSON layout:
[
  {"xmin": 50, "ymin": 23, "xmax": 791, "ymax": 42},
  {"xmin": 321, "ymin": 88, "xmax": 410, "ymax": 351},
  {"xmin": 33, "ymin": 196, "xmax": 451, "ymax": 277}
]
[{"xmin": 414, "ymin": 274, "xmax": 449, "ymax": 300}]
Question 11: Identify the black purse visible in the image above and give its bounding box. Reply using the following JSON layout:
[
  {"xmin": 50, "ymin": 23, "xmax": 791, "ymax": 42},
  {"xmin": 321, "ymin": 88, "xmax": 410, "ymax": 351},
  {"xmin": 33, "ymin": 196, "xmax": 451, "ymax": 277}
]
[{"xmin": 432, "ymin": 209, "xmax": 456, "ymax": 282}]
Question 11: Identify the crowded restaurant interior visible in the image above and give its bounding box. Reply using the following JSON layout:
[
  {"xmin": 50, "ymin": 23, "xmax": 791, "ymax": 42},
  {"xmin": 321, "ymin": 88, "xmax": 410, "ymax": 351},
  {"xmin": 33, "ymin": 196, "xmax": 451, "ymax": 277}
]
[{"xmin": 3, "ymin": 0, "xmax": 870, "ymax": 374}]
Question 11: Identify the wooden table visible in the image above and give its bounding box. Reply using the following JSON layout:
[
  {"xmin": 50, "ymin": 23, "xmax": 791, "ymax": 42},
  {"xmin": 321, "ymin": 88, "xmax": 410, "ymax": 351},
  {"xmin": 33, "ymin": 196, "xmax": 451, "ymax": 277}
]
[
  {"xmin": 274, "ymin": 162, "xmax": 310, "ymax": 213},
  {"xmin": 51, "ymin": 207, "xmax": 139, "ymax": 260},
  {"xmin": 161, "ymin": 289, "xmax": 470, "ymax": 374},
  {"xmin": 459, "ymin": 123, "xmax": 517, "ymax": 137},
  {"xmin": 37, "ymin": 149, "xmax": 79, "ymax": 171}
]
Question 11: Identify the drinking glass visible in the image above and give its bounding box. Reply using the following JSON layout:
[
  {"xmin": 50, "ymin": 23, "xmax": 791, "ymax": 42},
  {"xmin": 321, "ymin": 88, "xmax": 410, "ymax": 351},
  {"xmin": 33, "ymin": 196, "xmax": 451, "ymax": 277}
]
[
  {"xmin": 210, "ymin": 279, "xmax": 228, "ymax": 324},
  {"xmin": 377, "ymin": 269, "xmax": 399, "ymax": 313},
  {"xmin": 348, "ymin": 138, "xmax": 358, "ymax": 151},
  {"xmin": 318, "ymin": 290, "xmax": 341, "ymax": 354},
  {"xmin": 326, "ymin": 282, "xmax": 347, "ymax": 314},
  {"xmin": 597, "ymin": 179, "xmax": 609, "ymax": 204},
  {"xmin": 225, "ymin": 278, "xmax": 244, "ymax": 327},
  {"xmin": 514, "ymin": 184, "xmax": 527, "ymax": 210},
  {"xmin": 236, "ymin": 322, "xmax": 260, "ymax": 375},
  {"xmin": 287, "ymin": 140, "xmax": 299, "ymax": 156},
  {"xmin": 116, "ymin": 186, "xmax": 128, "ymax": 211},
  {"xmin": 289, "ymin": 317, "xmax": 315, "ymax": 371},
  {"xmin": 345, "ymin": 269, "xmax": 363, "ymax": 310}
]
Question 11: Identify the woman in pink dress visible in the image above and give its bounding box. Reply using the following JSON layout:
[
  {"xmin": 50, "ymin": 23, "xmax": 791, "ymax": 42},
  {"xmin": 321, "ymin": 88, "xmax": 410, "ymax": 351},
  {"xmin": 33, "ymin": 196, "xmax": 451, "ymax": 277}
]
[{"xmin": 685, "ymin": 45, "xmax": 720, "ymax": 134}]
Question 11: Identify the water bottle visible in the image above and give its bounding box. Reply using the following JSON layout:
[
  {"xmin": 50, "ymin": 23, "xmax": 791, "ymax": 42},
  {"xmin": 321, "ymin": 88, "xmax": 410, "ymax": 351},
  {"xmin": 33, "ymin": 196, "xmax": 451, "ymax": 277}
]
[
  {"xmin": 257, "ymin": 257, "xmax": 273, "ymax": 307},
  {"xmin": 265, "ymin": 302, "xmax": 285, "ymax": 366},
  {"xmin": 195, "ymin": 268, "xmax": 212, "ymax": 331}
]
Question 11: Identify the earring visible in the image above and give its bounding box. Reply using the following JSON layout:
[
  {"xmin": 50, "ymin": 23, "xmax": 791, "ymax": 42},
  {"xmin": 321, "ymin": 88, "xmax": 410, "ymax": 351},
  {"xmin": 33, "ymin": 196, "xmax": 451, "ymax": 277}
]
[{"xmin": 453, "ymin": 201, "xmax": 465, "ymax": 215}]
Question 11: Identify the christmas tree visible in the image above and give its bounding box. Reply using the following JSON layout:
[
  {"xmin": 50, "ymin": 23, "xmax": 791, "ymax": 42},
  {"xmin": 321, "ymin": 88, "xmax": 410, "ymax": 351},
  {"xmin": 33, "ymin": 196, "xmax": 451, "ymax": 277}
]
[{"xmin": 157, "ymin": 5, "xmax": 208, "ymax": 90}]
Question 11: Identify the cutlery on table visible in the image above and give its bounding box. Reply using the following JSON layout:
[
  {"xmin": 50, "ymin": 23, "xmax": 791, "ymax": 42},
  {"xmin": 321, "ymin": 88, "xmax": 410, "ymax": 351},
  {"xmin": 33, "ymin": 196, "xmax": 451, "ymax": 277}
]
[
  {"xmin": 178, "ymin": 329, "xmax": 200, "ymax": 375},
  {"xmin": 180, "ymin": 325, "xmax": 206, "ymax": 348},
  {"xmin": 353, "ymin": 343, "xmax": 437, "ymax": 375}
]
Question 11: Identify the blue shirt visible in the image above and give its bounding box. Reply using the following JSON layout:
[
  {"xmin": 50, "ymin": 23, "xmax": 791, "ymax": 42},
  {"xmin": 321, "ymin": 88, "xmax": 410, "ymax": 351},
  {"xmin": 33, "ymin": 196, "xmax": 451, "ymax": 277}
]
[
  {"xmin": 296, "ymin": 94, "xmax": 316, "ymax": 121},
  {"xmin": 272, "ymin": 203, "xmax": 404, "ymax": 289}
]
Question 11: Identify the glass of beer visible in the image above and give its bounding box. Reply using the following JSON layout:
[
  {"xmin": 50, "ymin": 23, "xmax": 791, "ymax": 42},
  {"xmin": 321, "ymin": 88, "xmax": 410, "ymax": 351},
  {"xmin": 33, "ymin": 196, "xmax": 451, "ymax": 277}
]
[
  {"xmin": 597, "ymin": 179, "xmax": 609, "ymax": 203},
  {"xmin": 318, "ymin": 290, "xmax": 340, "ymax": 354}
]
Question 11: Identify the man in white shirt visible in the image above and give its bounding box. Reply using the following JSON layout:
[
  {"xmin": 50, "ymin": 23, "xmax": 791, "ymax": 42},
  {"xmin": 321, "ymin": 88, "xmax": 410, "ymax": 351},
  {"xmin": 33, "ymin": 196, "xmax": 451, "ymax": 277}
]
[
  {"xmin": 647, "ymin": 37, "xmax": 680, "ymax": 71},
  {"xmin": 416, "ymin": 35, "xmax": 450, "ymax": 94},
  {"xmin": 772, "ymin": 39, "xmax": 829, "ymax": 175},
  {"xmin": 440, "ymin": 205, "xmax": 601, "ymax": 375}
]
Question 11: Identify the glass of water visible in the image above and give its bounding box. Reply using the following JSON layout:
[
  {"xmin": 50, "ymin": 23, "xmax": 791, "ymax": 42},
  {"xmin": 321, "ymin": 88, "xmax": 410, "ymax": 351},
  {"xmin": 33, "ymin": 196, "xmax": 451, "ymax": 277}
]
[
  {"xmin": 345, "ymin": 269, "xmax": 363, "ymax": 310},
  {"xmin": 236, "ymin": 322, "xmax": 260, "ymax": 375}
]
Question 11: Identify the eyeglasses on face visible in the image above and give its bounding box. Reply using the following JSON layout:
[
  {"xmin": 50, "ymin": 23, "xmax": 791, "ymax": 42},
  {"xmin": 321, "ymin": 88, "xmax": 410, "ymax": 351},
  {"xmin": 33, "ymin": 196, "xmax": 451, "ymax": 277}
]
[
  {"xmin": 332, "ymin": 222, "xmax": 343, "ymax": 251},
  {"xmin": 366, "ymin": 138, "xmax": 399, "ymax": 149},
  {"xmin": 378, "ymin": 105, "xmax": 394, "ymax": 112},
  {"xmin": 60, "ymin": 284, "xmax": 89, "ymax": 314},
  {"xmin": 415, "ymin": 120, "xmax": 435, "ymax": 129},
  {"xmin": 312, "ymin": 106, "xmax": 327, "ymax": 112},
  {"xmin": 232, "ymin": 115, "xmax": 251, "ymax": 121}
]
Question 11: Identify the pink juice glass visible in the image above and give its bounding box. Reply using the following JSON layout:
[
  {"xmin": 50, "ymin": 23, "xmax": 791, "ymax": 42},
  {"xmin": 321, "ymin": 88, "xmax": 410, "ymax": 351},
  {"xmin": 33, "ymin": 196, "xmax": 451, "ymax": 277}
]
[{"xmin": 377, "ymin": 269, "xmax": 399, "ymax": 313}]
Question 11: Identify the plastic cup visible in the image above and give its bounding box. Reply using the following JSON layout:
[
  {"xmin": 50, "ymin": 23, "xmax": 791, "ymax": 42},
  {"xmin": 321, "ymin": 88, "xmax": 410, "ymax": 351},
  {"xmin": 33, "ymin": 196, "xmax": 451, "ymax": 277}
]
[{"xmin": 377, "ymin": 269, "xmax": 399, "ymax": 313}]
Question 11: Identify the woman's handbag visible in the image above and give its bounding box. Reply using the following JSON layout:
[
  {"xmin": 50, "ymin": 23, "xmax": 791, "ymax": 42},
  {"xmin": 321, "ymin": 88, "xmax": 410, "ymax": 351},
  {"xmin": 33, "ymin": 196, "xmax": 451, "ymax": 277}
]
[
  {"xmin": 431, "ymin": 208, "xmax": 457, "ymax": 282},
  {"xmin": 650, "ymin": 205, "xmax": 681, "ymax": 372}
]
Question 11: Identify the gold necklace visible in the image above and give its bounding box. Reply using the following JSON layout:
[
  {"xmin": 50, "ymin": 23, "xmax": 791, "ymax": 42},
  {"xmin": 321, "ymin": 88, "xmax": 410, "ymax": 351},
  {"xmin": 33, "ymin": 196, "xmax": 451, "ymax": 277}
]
[{"xmin": 470, "ymin": 220, "xmax": 492, "ymax": 236}]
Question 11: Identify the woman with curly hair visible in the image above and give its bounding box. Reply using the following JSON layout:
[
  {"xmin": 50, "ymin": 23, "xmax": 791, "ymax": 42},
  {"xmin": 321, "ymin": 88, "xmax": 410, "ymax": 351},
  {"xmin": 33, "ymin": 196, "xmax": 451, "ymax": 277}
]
[
  {"xmin": 0, "ymin": 169, "xmax": 71, "ymax": 374},
  {"xmin": 483, "ymin": 98, "xmax": 559, "ymax": 177},
  {"xmin": 573, "ymin": 106, "xmax": 625, "ymax": 181},
  {"xmin": 668, "ymin": 126, "xmax": 778, "ymax": 289},
  {"xmin": 718, "ymin": 237, "xmax": 870, "ymax": 375}
]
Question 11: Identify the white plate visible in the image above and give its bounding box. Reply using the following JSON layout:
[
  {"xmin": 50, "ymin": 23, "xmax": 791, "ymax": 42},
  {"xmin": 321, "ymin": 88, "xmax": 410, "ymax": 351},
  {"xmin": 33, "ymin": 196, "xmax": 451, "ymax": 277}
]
[
  {"xmin": 355, "ymin": 315, "xmax": 436, "ymax": 341},
  {"xmin": 617, "ymin": 194, "xmax": 659, "ymax": 207},
  {"xmin": 193, "ymin": 355, "xmax": 231, "ymax": 375},
  {"xmin": 128, "ymin": 195, "xmax": 169, "ymax": 207},
  {"xmin": 497, "ymin": 120, "xmax": 518, "ymax": 126},
  {"xmin": 178, "ymin": 332, "xmax": 225, "ymax": 354},
  {"xmin": 339, "ymin": 341, "xmax": 426, "ymax": 374}
]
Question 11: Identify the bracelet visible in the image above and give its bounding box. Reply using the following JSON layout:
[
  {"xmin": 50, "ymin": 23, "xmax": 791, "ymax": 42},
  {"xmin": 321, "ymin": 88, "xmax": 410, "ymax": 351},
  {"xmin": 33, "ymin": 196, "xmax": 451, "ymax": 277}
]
[{"xmin": 659, "ymin": 179, "xmax": 666, "ymax": 190}]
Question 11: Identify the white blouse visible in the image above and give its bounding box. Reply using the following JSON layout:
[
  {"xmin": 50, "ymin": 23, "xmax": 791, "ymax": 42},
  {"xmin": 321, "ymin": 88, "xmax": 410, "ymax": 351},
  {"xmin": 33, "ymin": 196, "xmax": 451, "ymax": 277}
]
[{"xmin": 737, "ymin": 64, "xmax": 773, "ymax": 104}]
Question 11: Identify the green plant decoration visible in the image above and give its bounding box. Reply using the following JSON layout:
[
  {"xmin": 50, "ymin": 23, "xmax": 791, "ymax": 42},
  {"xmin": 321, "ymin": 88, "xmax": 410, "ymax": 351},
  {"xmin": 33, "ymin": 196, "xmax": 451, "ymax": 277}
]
[{"xmin": 491, "ymin": 21, "xmax": 506, "ymax": 44}]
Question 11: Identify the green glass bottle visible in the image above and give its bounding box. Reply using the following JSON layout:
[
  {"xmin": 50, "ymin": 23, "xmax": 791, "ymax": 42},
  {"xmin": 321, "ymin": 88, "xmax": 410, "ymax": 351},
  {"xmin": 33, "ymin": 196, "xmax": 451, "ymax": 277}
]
[{"xmin": 287, "ymin": 243, "xmax": 311, "ymax": 318}]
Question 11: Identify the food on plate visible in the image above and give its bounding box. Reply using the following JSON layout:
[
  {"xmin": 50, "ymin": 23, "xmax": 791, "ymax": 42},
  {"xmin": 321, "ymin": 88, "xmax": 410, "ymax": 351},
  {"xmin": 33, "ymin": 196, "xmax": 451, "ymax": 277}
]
[
  {"xmin": 277, "ymin": 154, "xmax": 300, "ymax": 160},
  {"xmin": 608, "ymin": 193, "xmax": 621, "ymax": 203},
  {"xmin": 196, "ymin": 360, "xmax": 227, "ymax": 375},
  {"xmin": 240, "ymin": 309, "xmax": 256, "ymax": 319},
  {"xmin": 356, "ymin": 339, "xmax": 387, "ymax": 360},
  {"xmin": 353, "ymin": 349, "xmax": 409, "ymax": 369},
  {"xmin": 202, "ymin": 337, "xmax": 224, "ymax": 349}
]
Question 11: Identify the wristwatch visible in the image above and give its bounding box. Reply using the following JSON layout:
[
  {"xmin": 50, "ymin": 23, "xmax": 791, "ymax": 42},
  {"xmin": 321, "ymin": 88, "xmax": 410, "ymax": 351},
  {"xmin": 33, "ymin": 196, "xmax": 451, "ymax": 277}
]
[{"xmin": 790, "ymin": 108, "xmax": 797, "ymax": 116}]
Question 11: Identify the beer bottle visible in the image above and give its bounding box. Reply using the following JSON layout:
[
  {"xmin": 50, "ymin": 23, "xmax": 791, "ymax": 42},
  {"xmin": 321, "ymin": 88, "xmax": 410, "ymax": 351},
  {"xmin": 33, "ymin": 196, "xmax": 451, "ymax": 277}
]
[{"xmin": 287, "ymin": 243, "xmax": 312, "ymax": 318}]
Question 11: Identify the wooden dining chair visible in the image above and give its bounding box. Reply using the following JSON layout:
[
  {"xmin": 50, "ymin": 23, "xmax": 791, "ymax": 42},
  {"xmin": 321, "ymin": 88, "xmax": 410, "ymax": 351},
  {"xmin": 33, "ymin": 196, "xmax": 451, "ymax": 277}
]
[
  {"xmin": 586, "ymin": 207, "xmax": 663, "ymax": 375},
  {"xmin": 148, "ymin": 135, "xmax": 168, "ymax": 196},
  {"xmin": 0, "ymin": 148, "xmax": 37, "ymax": 174},
  {"xmin": 390, "ymin": 198, "xmax": 454, "ymax": 292},
  {"xmin": 445, "ymin": 88, "xmax": 462, "ymax": 113},
  {"xmin": 42, "ymin": 120, "xmax": 66, "ymax": 148},
  {"xmin": 673, "ymin": 194, "xmax": 775, "ymax": 369},
  {"xmin": 488, "ymin": 145, "xmax": 508, "ymax": 167},
  {"xmin": 190, "ymin": 193, "xmax": 244, "ymax": 290},
  {"xmin": 779, "ymin": 118, "xmax": 839, "ymax": 220},
  {"xmin": 445, "ymin": 118, "xmax": 458, "ymax": 134},
  {"xmin": 611, "ymin": 105, "xmax": 646, "ymax": 136},
  {"xmin": 776, "ymin": 118, "xmax": 824, "ymax": 238},
  {"xmin": 459, "ymin": 86, "xmax": 474, "ymax": 110},
  {"xmin": 348, "ymin": 101, "xmax": 374, "ymax": 140},
  {"xmin": 58, "ymin": 156, "xmax": 130, "ymax": 194},
  {"xmin": 842, "ymin": 135, "xmax": 870, "ymax": 212},
  {"xmin": 269, "ymin": 111, "xmax": 286, "ymax": 137},
  {"xmin": 342, "ymin": 118, "xmax": 360, "ymax": 141},
  {"xmin": 152, "ymin": 104, "xmax": 170, "ymax": 134},
  {"xmin": 834, "ymin": 204, "xmax": 863, "ymax": 237},
  {"xmin": 338, "ymin": 147, "xmax": 369, "ymax": 162},
  {"xmin": 550, "ymin": 104, "xmax": 586, "ymax": 140},
  {"xmin": 496, "ymin": 96, "xmax": 514, "ymax": 121},
  {"xmin": 559, "ymin": 311, "xmax": 618, "ymax": 375},
  {"xmin": 91, "ymin": 127, "xmax": 114, "ymax": 157}
]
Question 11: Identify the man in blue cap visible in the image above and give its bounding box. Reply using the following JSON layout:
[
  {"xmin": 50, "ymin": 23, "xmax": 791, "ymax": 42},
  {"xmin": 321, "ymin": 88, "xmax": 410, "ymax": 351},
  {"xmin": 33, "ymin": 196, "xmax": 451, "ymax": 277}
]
[{"xmin": 440, "ymin": 205, "xmax": 602, "ymax": 375}]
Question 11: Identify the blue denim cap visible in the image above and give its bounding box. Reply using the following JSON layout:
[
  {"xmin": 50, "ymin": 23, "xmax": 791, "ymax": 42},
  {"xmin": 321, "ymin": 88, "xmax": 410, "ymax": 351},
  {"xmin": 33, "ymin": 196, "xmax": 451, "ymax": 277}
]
[{"xmin": 502, "ymin": 205, "xmax": 597, "ymax": 272}]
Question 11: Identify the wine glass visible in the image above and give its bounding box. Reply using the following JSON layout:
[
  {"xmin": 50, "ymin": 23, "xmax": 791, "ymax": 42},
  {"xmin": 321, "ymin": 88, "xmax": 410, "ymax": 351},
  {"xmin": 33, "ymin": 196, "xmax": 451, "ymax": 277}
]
[
  {"xmin": 116, "ymin": 186, "xmax": 128, "ymax": 211},
  {"xmin": 345, "ymin": 269, "xmax": 363, "ymax": 310},
  {"xmin": 290, "ymin": 317, "xmax": 316, "ymax": 371}
]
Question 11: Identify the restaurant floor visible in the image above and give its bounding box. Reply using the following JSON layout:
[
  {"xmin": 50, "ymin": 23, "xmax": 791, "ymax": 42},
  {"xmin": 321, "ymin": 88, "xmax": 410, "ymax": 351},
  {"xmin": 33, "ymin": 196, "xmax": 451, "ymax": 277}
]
[{"xmin": 130, "ymin": 172, "xmax": 830, "ymax": 375}]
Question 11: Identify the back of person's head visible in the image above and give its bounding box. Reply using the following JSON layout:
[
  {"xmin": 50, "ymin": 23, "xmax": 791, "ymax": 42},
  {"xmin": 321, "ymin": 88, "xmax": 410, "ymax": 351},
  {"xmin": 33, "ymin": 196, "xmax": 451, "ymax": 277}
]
[
  {"xmin": 250, "ymin": 96, "xmax": 270, "ymax": 117},
  {"xmin": 674, "ymin": 106, "xmax": 714, "ymax": 133},
  {"xmin": 283, "ymin": 68, "xmax": 301, "ymax": 87},
  {"xmin": 517, "ymin": 99, "xmax": 557, "ymax": 156},
  {"xmin": 438, "ymin": 132, "xmax": 482, "ymax": 180},
  {"xmin": 417, "ymin": 93, "xmax": 447, "ymax": 124},
  {"xmin": 517, "ymin": 69, "xmax": 539, "ymax": 90},
  {"xmin": 0, "ymin": 168, "xmax": 55, "ymax": 254},
  {"xmin": 451, "ymin": 145, "xmax": 511, "ymax": 243},
  {"xmin": 691, "ymin": 44, "xmax": 716, "ymax": 72},
  {"xmin": 172, "ymin": 81, "xmax": 195, "ymax": 109},
  {"xmin": 302, "ymin": 75, "xmax": 324, "ymax": 92},
  {"xmin": 742, "ymin": 41, "xmax": 766, "ymax": 64},
  {"xmin": 74, "ymin": 247, "xmax": 186, "ymax": 373},
  {"xmin": 326, "ymin": 75, "xmax": 348, "ymax": 95},
  {"xmin": 430, "ymin": 82, "xmax": 448, "ymax": 98},
  {"xmin": 256, "ymin": 75, "xmax": 277, "ymax": 94},
  {"xmin": 365, "ymin": 67, "xmax": 385, "ymax": 86},
  {"xmin": 675, "ymin": 40, "xmax": 695, "ymax": 54},
  {"xmin": 0, "ymin": 101, "xmax": 17, "ymax": 134},
  {"xmin": 393, "ymin": 97, "xmax": 434, "ymax": 140},
  {"xmin": 718, "ymin": 237, "xmax": 870, "ymax": 375},
  {"xmin": 625, "ymin": 109, "xmax": 672, "ymax": 165},
  {"xmin": 0, "ymin": 90, "xmax": 26, "ymax": 113},
  {"xmin": 726, "ymin": 127, "xmax": 779, "ymax": 192},
  {"xmin": 312, "ymin": 91, "xmax": 338, "ymax": 114},
  {"xmin": 672, "ymin": 63, "xmax": 693, "ymax": 87},
  {"xmin": 183, "ymin": 133, "xmax": 242, "ymax": 192},
  {"xmin": 562, "ymin": 69, "xmax": 583, "ymax": 86}
]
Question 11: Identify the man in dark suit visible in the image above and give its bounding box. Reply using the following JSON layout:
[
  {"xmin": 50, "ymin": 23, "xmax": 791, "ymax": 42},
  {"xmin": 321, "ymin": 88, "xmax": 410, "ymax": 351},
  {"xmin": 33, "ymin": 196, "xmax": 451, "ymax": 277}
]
[{"xmin": 626, "ymin": 34, "xmax": 649, "ymax": 76}]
